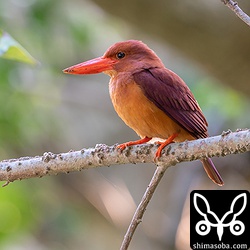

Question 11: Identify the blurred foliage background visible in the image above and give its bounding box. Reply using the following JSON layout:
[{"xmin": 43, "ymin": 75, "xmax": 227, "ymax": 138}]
[{"xmin": 0, "ymin": 0, "xmax": 249, "ymax": 249}]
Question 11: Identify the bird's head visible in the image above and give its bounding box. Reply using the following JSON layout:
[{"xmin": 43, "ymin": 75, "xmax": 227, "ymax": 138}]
[{"xmin": 63, "ymin": 40, "xmax": 164, "ymax": 77}]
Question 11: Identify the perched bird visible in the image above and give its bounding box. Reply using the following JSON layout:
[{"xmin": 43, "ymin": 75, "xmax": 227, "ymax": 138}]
[{"xmin": 63, "ymin": 40, "xmax": 223, "ymax": 186}]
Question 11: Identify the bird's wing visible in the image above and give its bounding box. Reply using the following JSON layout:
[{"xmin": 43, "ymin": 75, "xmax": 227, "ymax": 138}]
[{"xmin": 133, "ymin": 67, "xmax": 208, "ymax": 139}]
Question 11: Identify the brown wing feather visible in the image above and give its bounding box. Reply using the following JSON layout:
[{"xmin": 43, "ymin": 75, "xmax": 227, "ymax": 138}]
[{"xmin": 133, "ymin": 67, "xmax": 208, "ymax": 139}]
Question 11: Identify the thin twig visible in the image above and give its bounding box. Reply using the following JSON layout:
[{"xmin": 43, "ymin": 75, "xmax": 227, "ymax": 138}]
[
  {"xmin": 221, "ymin": 0, "xmax": 250, "ymax": 26},
  {"xmin": 120, "ymin": 164, "xmax": 167, "ymax": 250}
]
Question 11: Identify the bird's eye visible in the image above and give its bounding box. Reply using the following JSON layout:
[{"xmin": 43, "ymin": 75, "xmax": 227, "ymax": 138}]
[{"xmin": 116, "ymin": 52, "xmax": 125, "ymax": 59}]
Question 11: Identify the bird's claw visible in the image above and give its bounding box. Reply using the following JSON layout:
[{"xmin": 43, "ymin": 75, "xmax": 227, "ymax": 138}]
[
  {"xmin": 154, "ymin": 146, "xmax": 163, "ymax": 161},
  {"xmin": 116, "ymin": 143, "xmax": 128, "ymax": 151},
  {"xmin": 153, "ymin": 134, "xmax": 178, "ymax": 160},
  {"xmin": 116, "ymin": 137, "xmax": 152, "ymax": 153}
]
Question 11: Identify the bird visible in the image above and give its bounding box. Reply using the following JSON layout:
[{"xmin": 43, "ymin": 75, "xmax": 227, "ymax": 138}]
[{"xmin": 63, "ymin": 40, "xmax": 223, "ymax": 186}]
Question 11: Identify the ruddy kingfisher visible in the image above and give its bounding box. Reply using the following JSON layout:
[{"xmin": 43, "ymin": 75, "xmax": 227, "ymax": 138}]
[{"xmin": 63, "ymin": 40, "xmax": 223, "ymax": 186}]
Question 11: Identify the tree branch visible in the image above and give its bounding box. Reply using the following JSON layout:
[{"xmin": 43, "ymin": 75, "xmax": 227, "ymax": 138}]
[
  {"xmin": 0, "ymin": 129, "xmax": 249, "ymax": 186},
  {"xmin": 0, "ymin": 129, "xmax": 249, "ymax": 249},
  {"xmin": 120, "ymin": 163, "xmax": 167, "ymax": 250},
  {"xmin": 221, "ymin": 0, "xmax": 250, "ymax": 26}
]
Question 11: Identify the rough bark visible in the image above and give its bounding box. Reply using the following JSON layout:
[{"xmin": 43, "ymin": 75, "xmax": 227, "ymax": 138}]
[{"xmin": 0, "ymin": 129, "xmax": 249, "ymax": 185}]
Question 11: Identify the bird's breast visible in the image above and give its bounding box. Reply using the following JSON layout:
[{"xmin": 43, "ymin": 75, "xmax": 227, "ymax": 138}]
[{"xmin": 109, "ymin": 75, "xmax": 193, "ymax": 141}]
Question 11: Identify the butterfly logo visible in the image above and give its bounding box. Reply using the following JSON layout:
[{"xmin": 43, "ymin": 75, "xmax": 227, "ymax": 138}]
[{"xmin": 193, "ymin": 193, "xmax": 247, "ymax": 241}]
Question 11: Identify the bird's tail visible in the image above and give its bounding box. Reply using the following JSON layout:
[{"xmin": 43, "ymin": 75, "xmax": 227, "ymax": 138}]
[{"xmin": 201, "ymin": 158, "xmax": 224, "ymax": 186}]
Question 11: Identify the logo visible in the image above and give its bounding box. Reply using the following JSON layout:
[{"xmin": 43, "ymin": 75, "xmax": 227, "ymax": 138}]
[{"xmin": 190, "ymin": 190, "xmax": 249, "ymax": 250}]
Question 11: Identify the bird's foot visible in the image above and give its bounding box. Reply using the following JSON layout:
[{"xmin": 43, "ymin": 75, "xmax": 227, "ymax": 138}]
[
  {"xmin": 117, "ymin": 137, "xmax": 152, "ymax": 151},
  {"xmin": 154, "ymin": 133, "xmax": 178, "ymax": 159}
]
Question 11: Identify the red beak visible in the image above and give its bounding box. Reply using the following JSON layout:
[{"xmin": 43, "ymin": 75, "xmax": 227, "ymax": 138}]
[{"xmin": 63, "ymin": 57, "xmax": 116, "ymax": 75}]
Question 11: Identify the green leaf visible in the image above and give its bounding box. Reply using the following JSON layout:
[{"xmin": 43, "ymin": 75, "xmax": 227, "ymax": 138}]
[{"xmin": 0, "ymin": 29, "xmax": 38, "ymax": 65}]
